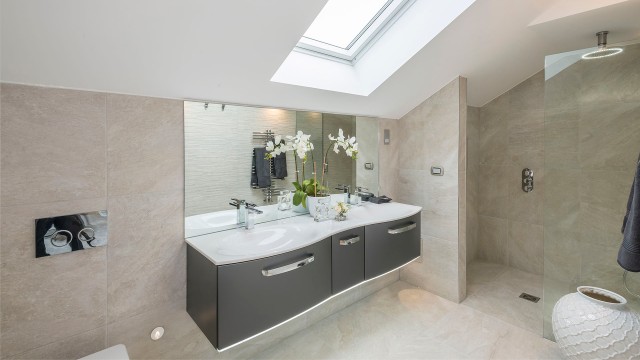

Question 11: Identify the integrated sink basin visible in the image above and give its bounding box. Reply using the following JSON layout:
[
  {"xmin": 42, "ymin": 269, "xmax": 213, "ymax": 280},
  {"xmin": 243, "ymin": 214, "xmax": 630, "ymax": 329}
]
[
  {"xmin": 185, "ymin": 209, "xmax": 272, "ymax": 238},
  {"xmin": 216, "ymin": 225, "xmax": 320, "ymax": 256},
  {"xmin": 186, "ymin": 201, "xmax": 423, "ymax": 265}
]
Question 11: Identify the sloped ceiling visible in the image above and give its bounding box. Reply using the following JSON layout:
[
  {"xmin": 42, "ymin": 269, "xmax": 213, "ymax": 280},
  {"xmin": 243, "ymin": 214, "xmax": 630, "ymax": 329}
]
[{"xmin": 2, "ymin": 0, "xmax": 640, "ymax": 119}]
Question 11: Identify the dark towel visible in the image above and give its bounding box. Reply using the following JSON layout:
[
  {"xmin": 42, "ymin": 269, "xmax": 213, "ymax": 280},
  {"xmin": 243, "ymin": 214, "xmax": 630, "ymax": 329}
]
[
  {"xmin": 271, "ymin": 152, "xmax": 288, "ymax": 179},
  {"xmin": 251, "ymin": 149, "xmax": 258, "ymax": 188},
  {"xmin": 618, "ymin": 160, "xmax": 640, "ymax": 272},
  {"xmin": 252, "ymin": 147, "xmax": 271, "ymax": 189}
]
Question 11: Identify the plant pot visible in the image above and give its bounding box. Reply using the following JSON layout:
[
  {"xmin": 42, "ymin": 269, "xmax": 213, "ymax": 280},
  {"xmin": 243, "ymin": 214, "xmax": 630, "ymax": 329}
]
[
  {"xmin": 292, "ymin": 202, "xmax": 307, "ymax": 213},
  {"xmin": 307, "ymin": 195, "xmax": 330, "ymax": 218},
  {"xmin": 552, "ymin": 286, "xmax": 640, "ymax": 359}
]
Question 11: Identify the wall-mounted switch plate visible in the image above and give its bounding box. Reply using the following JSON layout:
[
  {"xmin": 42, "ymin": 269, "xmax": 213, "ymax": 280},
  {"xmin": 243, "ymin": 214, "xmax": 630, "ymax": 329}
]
[
  {"xmin": 35, "ymin": 211, "xmax": 108, "ymax": 258},
  {"xmin": 430, "ymin": 166, "xmax": 444, "ymax": 176},
  {"xmin": 384, "ymin": 129, "xmax": 390, "ymax": 145},
  {"xmin": 364, "ymin": 162, "xmax": 374, "ymax": 170}
]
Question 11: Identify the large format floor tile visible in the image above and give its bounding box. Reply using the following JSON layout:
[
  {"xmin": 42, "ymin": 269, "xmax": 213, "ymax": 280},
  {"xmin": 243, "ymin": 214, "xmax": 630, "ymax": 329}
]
[
  {"xmin": 464, "ymin": 261, "xmax": 543, "ymax": 335},
  {"xmin": 256, "ymin": 281, "xmax": 558, "ymax": 360},
  {"xmin": 99, "ymin": 279, "xmax": 558, "ymax": 359}
]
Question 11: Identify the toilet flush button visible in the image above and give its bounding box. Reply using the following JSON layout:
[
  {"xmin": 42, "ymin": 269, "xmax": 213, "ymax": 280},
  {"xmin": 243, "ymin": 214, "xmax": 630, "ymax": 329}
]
[{"xmin": 150, "ymin": 327, "xmax": 164, "ymax": 340}]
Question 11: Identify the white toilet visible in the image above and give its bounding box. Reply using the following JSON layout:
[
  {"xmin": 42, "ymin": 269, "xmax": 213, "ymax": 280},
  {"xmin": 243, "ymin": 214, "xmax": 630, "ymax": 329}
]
[{"xmin": 78, "ymin": 344, "xmax": 129, "ymax": 360}]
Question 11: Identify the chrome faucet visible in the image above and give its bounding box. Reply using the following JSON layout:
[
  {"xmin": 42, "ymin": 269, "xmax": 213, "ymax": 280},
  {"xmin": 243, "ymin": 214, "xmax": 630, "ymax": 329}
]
[
  {"xmin": 244, "ymin": 203, "xmax": 263, "ymax": 230},
  {"xmin": 335, "ymin": 184, "xmax": 351, "ymax": 203},
  {"xmin": 230, "ymin": 198, "xmax": 246, "ymax": 225}
]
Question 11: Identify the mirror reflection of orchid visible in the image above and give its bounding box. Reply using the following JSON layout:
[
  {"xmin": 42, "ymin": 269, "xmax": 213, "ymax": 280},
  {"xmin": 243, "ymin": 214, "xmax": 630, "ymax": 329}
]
[{"xmin": 266, "ymin": 129, "xmax": 358, "ymax": 208}]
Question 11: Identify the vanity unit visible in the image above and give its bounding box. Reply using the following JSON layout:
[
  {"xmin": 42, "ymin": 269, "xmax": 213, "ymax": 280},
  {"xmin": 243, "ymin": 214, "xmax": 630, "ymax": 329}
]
[{"xmin": 186, "ymin": 202, "xmax": 421, "ymax": 351}]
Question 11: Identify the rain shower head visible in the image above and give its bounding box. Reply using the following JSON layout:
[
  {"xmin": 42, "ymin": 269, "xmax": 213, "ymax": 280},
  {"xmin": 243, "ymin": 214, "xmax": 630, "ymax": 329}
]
[{"xmin": 582, "ymin": 31, "xmax": 623, "ymax": 59}]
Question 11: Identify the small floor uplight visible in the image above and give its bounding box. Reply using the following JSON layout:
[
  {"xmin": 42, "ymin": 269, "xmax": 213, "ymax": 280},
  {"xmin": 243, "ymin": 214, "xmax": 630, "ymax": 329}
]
[{"xmin": 150, "ymin": 326, "xmax": 165, "ymax": 340}]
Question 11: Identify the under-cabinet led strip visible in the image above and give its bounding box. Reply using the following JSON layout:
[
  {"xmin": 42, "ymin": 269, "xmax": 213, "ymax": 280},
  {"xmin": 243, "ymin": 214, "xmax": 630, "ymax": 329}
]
[{"xmin": 216, "ymin": 256, "xmax": 420, "ymax": 352}]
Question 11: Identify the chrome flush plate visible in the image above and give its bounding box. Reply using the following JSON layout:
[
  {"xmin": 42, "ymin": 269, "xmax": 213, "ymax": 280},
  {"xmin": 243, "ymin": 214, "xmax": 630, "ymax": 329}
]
[{"xmin": 35, "ymin": 211, "xmax": 108, "ymax": 258}]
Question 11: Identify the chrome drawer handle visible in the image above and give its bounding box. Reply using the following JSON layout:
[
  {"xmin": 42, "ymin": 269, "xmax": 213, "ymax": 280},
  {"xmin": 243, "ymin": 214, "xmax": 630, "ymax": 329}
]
[
  {"xmin": 262, "ymin": 255, "xmax": 315, "ymax": 277},
  {"xmin": 339, "ymin": 236, "xmax": 360, "ymax": 246},
  {"xmin": 388, "ymin": 222, "xmax": 416, "ymax": 235}
]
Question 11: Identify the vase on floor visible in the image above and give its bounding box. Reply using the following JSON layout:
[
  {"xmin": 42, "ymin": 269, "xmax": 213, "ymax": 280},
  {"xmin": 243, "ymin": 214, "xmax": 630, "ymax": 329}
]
[{"xmin": 552, "ymin": 286, "xmax": 640, "ymax": 359}]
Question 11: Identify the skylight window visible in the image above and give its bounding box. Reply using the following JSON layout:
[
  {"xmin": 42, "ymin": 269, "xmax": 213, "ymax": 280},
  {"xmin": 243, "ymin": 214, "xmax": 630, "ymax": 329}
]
[{"xmin": 296, "ymin": 0, "xmax": 414, "ymax": 63}]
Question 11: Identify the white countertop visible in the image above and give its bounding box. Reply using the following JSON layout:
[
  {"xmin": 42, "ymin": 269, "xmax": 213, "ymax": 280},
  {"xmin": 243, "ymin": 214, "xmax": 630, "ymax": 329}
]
[{"xmin": 186, "ymin": 201, "xmax": 422, "ymax": 265}]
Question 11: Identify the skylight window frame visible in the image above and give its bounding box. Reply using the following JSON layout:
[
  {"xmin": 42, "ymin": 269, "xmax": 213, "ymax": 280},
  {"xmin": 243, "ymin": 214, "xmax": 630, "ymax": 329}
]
[{"xmin": 295, "ymin": 0, "xmax": 414, "ymax": 63}]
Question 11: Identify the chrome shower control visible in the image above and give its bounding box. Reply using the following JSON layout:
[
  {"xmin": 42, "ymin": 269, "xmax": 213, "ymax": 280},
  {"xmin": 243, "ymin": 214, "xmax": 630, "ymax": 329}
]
[{"xmin": 522, "ymin": 168, "xmax": 534, "ymax": 193}]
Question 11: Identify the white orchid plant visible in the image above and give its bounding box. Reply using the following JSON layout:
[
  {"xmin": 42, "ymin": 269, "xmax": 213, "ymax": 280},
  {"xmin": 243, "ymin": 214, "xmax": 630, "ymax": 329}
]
[{"xmin": 266, "ymin": 129, "xmax": 358, "ymax": 208}]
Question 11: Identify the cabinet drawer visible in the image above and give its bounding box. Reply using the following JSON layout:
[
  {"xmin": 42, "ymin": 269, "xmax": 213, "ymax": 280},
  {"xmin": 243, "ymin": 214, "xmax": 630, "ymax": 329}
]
[
  {"xmin": 364, "ymin": 213, "xmax": 420, "ymax": 279},
  {"xmin": 331, "ymin": 227, "xmax": 365, "ymax": 294},
  {"xmin": 217, "ymin": 238, "xmax": 331, "ymax": 349}
]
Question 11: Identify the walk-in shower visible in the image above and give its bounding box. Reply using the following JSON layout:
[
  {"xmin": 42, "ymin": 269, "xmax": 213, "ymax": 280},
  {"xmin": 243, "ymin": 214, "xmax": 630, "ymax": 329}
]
[{"xmin": 542, "ymin": 39, "xmax": 640, "ymax": 339}]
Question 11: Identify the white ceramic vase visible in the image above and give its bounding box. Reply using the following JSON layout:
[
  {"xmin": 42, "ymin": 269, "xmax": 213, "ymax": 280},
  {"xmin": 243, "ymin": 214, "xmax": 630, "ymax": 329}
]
[{"xmin": 552, "ymin": 286, "xmax": 640, "ymax": 359}]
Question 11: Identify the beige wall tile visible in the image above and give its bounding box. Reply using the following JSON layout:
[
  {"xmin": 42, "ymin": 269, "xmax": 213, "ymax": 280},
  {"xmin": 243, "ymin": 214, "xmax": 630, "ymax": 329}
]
[
  {"xmin": 507, "ymin": 109, "xmax": 544, "ymax": 168},
  {"xmin": 421, "ymin": 175, "xmax": 459, "ymax": 240},
  {"xmin": 107, "ymin": 94, "xmax": 184, "ymax": 197},
  {"xmin": 107, "ymin": 302, "xmax": 215, "ymax": 360},
  {"xmin": 506, "ymin": 70, "xmax": 544, "ymax": 111},
  {"xmin": 106, "ymin": 191, "xmax": 185, "ymax": 323},
  {"xmin": 579, "ymin": 242, "xmax": 626, "ymax": 296},
  {"xmin": 478, "ymin": 165, "xmax": 509, "ymax": 218},
  {"xmin": 544, "ymin": 168, "xmax": 579, "ymax": 229},
  {"xmin": 579, "ymin": 102, "xmax": 640, "ymax": 171},
  {"xmin": 544, "ymin": 68, "xmax": 581, "ymax": 111},
  {"xmin": 543, "ymin": 225, "xmax": 580, "ymax": 284},
  {"xmin": 466, "ymin": 106, "xmax": 480, "ymax": 264},
  {"xmin": 0, "ymin": 199, "xmax": 107, "ymax": 357},
  {"xmin": 6, "ymin": 327, "xmax": 106, "ymax": 360},
  {"xmin": 479, "ymin": 106, "xmax": 509, "ymax": 166},
  {"xmin": 395, "ymin": 169, "xmax": 427, "ymax": 206},
  {"xmin": 421, "ymin": 208, "xmax": 459, "ymax": 242},
  {"xmin": 400, "ymin": 236, "xmax": 460, "ymax": 302},
  {"xmin": 1, "ymin": 247, "xmax": 107, "ymax": 357},
  {"xmin": 580, "ymin": 170, "xmax": 630, "ymax": 215},
  {"xmin": 579, "ymin": 202, "xmax": 626, "ymax": 247},
  {"xmin": 508, "ymin": 166, "xmax": 543, "ymax": 225},
  {"xmin": 544, "ymin": 108, "xmax": 579, "ymax": 170},
  {"xmin": 508, "ymin": 220, "xmax": 543, "ymax": 275},
  {"xmin": 108, "ymin": 250, "xmax": 186, "ymax": 324},
  {"xmin": 477, "ymin": 215, "xmax": 508, "ymax": 265},
  {"xmin": 394, "ymin": 77, "xmax": 463, "ymax": 302},
  {"xmin": 1, "ymin": 84, "xmax": 106, "ymax": 206}
]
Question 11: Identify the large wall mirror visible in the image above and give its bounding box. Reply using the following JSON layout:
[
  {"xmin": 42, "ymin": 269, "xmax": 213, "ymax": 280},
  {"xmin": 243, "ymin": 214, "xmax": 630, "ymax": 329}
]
[{"xmin": 184, "ymin": 101, "xmax": 380, "ymax": 237}]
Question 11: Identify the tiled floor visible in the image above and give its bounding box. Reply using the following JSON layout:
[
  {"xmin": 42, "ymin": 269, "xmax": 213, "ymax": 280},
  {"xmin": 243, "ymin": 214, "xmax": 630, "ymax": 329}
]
[
  {"xmin": 256, "ymin": 281, "xmax": 559, "ymax": 360},
  {"xmin": 118, "ymin": 279, "xmax": 559, "ymax": 359},
  {"xmin": 463, "ymin": 261, "xmax": 543, "ymax": 335}
]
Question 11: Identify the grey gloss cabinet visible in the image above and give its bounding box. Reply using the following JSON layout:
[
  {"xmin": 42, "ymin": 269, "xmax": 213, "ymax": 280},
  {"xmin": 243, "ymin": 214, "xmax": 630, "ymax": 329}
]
[
  {"xmin": 364, "ymin": 213, "xmax": 420, "ymax": 279},
  {"xmin": 187, "ymin": 213, "xmax": 421, "ymax": 350},
  {"xmin": 188, "ymin": 238, "xmax": 331, "ymax": 350},
  {"xmin": 331, "ymin": 227, "xmax": 365, "ymax": 294}
]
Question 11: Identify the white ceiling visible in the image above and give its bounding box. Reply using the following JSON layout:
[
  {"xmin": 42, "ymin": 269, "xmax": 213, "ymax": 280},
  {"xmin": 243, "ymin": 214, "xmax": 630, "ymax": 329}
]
[{"xmin": 2, "ymin": 0, "xmax": 640, "ymax": 119}]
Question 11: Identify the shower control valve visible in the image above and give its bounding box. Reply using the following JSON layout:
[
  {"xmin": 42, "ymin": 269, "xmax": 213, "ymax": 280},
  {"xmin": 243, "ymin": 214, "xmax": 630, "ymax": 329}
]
[{"xmin": 522, "ymin": 168, "xmax": 534, "ymax": 193}]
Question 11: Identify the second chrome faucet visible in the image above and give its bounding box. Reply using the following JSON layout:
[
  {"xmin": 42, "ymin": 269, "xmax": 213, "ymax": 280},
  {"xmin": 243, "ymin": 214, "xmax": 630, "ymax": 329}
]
[{"xmin": 230, "ymin": 199, "xmax": 263, "ymax": 230}]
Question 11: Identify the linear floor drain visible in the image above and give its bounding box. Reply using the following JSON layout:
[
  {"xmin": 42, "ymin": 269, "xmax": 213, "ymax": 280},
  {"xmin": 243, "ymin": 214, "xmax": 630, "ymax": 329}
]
[{"xmin": 519, "ymin": 293, "xmax": 540, "ymax": 303}]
